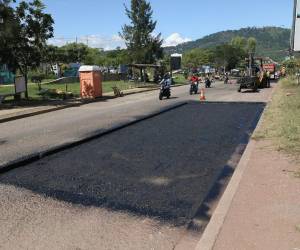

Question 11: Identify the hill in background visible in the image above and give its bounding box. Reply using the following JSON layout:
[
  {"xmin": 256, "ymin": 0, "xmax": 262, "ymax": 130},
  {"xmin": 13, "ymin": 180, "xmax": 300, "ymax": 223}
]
[{"xmin": 164, "ymin": 27, "xmax": 291, "ymax": 62}]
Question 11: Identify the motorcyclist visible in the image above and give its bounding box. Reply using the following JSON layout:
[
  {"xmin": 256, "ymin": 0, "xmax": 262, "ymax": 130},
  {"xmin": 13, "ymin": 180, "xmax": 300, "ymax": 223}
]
[
  {"xmin": 205, "ymin": 77, "xmax": 211, "ymax": 88},
  {"xmin": 189, "ymin": 74, "xmax": 199, "ymax": 94},
  {"xmin": 224, "ymin": 73, "xmax": 229, "ymax": 84},
  {"xmin": 159, "ymin": 73, "xmax": 171, "ymax": 100},
  {"xmin": 160, "ymin": 73, "xmax": 171, "ymax": 89},
  {"xmin": 190, "ymin": 75, "xmax": 198, "ymax": 84}
]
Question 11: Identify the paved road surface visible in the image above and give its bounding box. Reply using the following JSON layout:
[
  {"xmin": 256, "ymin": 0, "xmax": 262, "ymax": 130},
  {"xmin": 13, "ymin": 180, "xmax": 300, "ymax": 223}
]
[
  {"xmin": 0, "ymin": 82, "xmax": 272, "ymax": 167},
  {"xmin": 0, "ymin": 82, "xmax": 274, "ymax": 250}
]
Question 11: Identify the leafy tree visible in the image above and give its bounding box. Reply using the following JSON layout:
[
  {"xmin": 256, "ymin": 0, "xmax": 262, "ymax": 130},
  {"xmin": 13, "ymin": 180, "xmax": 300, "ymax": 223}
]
[
  {"xmin": 0, "ymin": 0, "xmax": 20, "ymax": 70},
  {"xmin": 231, "ymin": 36, "xmax": 247, "ymax": 51},
  {"xmin": 213, "ymin": 44, "xmax": 245, "ymax": 71},
  {"xmin": 0, "ymin": 0, "xmax": 54, "ymax": 98},
  {"xmin": 58, "ymin": 43, "xmax": 89, "ymax": 64},
  {"xmin": 104, "ymin": 49, "xmax": 130, "ymax": 66},
  {"xmin": 247, "ymin": 37, "xmax": 257, "ymax": 54},
  {"xmin": 120, "ymin": 0, "xmax": 163, "ymax": 64},
  {"xmin": 182, "ymin": 48, "xmax": 214, "ymax": 68},
  {"xmin": 44, "ymin": 44, "xmax": 130, "ymax": 69},
  {"xmin": 282, "ymin": 58, "xmax": 300, "ymax": 75}
]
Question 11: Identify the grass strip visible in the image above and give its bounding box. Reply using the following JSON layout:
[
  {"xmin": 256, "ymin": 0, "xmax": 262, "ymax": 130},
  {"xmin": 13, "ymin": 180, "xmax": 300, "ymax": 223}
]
[{"xmin": 254, "ymin": 77, "xmax": 300, "ymax": 157}]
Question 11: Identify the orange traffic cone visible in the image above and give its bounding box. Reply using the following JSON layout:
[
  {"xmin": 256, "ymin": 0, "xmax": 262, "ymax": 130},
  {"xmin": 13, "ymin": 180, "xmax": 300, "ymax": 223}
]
[{"xmin": 200, "ymin": 88, "xmax": 206, "ymax": 101}]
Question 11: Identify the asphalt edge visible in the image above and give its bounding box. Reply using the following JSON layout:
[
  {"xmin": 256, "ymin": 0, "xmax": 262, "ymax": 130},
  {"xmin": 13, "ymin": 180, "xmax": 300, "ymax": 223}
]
[
  {"xmin": 0, "ymin": 103, "xmax": 81, "ymax": 123},
  {"xmin": 0, "ymin": 102, "xmax": 187, "ymax": 174},
  {"xmin": 0, "ymin": 83, "xmax": 188, "ymax": 124},
  {"xmin": 195, "ymin": 85, "xmax": 277, "ymax": 250}
]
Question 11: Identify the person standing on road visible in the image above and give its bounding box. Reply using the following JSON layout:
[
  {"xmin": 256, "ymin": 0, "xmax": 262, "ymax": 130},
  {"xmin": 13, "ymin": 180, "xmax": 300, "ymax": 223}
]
[
  {"xmin": 224, "ymin": 73, "xmax": 229, "ymax": 84},
  {"xmin": 266, "ymin": 70, "xmax": 271, "ymax": 88}
]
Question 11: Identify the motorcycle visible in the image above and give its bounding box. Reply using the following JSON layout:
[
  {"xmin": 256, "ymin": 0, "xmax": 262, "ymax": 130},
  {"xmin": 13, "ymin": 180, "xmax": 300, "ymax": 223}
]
[
  {"xmin": 205, "ymin": 78, "xmax": 211, "ymax": 88},
  {"xmin": 189, "ymin": 81, "xmax": 198, "ymax": 95},
  {"xmin": 159, "ymin": 82, "xmax": 171, "ymax": 100}
]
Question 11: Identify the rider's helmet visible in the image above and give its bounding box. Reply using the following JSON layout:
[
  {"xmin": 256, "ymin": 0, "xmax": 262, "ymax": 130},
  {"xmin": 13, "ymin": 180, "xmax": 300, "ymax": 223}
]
[{"xmin": 164, "ymin": 73, "xmax": 170, "ymax": 79}]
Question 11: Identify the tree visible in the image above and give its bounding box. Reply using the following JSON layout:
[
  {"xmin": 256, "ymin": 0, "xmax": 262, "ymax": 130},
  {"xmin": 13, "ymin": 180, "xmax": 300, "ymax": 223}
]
[
  {"xmin": 58, "ymin": 43, "xmax": 89, "ymax": 64},
  {"xmin": 247, "ymin": 37, "xmax": 257, "ymax": 54},
  {"xmin": 182, "ymin": 48, "xmax": 214, "ymax": 68},
  {"xmin": 0, "ymin": 0, "xmax": 54, "ymax": 98},
  {"xmin": 0, "ymin": 0, "xmax": 20, "ymax": 70},
  {"xmin": 104, "ymin": 49, "xmax": 130, "ymax": 66},
  {"xmin": 120, "ymin": 0, "xmax": 163, "ymax": 64},
  {"xmin": 231, "ymin": 36, "xmax": 247, "ymax": 51},
  {"xmin": 213, "ymin": 44, "xmax": 245, "ymax": 71}
]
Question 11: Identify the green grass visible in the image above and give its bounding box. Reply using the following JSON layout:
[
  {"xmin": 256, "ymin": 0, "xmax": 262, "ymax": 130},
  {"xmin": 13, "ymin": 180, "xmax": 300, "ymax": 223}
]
[
  {"xmin": 0, "ymin": 81, "xmax": 156, "ymax": 100},
  {"xmin": 254, "ymin": 77, "xmax": 300, "ymax": 157},
  {"xmin": 173, "ymin": 73, "xmax": 187, "ymax": 84},
  {"xmin": 0, "ymin": 76, "xmax": 188, "ymax": 103}
]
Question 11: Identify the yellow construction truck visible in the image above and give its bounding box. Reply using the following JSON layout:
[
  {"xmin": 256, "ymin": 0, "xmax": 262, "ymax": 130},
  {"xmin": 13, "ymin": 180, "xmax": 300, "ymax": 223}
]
[{"xmin": 237, "ymin": 56, "xmax": 272, "ymax": 92}]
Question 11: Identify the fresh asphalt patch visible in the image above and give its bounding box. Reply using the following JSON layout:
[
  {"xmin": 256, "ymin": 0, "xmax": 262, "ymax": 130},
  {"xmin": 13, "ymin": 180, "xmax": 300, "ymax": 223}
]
[
  {"xmin": 0, "ymin": 101, "xmax": 265, "ymax": 227},
  {"xmin": 0, "ymin": 102, "xmax": 187, "ymax": 173}
]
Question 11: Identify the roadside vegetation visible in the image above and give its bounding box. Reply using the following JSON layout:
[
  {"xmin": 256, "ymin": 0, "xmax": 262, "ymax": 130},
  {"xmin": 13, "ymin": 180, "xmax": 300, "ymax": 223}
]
[
  {"xmin": 0, "ymin": 74, "xmax": 187, "ymax": 101},
  {"xmin": 254, "ymin": 77, "xmax": 300, "ymax": 157},
  {"xmin": 0, "ymin": 81, "xmax": 152, "ymax": 99}
]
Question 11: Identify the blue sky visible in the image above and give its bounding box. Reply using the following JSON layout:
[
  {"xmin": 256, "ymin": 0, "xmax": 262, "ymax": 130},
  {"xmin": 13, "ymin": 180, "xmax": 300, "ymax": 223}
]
[{"xmin": 44, "ymin": 0, "xmax": 294, "ymax": 49}]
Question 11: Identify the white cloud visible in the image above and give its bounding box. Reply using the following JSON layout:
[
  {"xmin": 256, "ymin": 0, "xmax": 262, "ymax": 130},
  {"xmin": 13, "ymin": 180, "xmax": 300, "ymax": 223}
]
[
  {"xmin": 163, "ymin": 33, "xmax": 192, "ymax": 47},
  {"xmin": 48, "ymin": 33, "xmax": 192, "ymax": 50},
  {"xmin": 48, "ymin": 35, "xmax": 125, "ymax": 50}
]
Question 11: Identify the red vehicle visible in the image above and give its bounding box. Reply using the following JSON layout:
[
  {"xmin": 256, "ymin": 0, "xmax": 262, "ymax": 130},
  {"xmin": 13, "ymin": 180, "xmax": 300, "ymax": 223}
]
[{"xmin": 263, "ymin": 63, "xmax": 276, "ymax": 79}]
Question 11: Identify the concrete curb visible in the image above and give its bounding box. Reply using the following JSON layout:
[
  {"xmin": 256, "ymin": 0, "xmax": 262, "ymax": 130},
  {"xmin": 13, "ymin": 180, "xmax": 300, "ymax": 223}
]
[
  {"xmin": 0, "ymin": 83, "xmax": 188, "ymax": 124},
  {"xmin": 0, "ymin": 102, "xmax": 187, "ymax": 174},
  {"xmin": 195, "ymin": 85, "xmax": 277, "ymax": 250},
  {"xmin": 195, "ymin": 140, "xmax": 257, "ymax": 250}
]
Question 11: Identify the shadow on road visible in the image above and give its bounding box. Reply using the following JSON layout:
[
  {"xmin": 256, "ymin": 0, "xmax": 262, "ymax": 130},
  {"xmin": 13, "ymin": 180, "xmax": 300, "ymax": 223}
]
[
  {"xmin": 241, "ymin": 89, "xmax": 261, "ymax": 93},
  {"xmin": 0, "ymin": 101, "xmax": 265, "ymax": 227},
  {"xmin": 187, "ymin": 164, "xmax": 235, "ymax": 232}
]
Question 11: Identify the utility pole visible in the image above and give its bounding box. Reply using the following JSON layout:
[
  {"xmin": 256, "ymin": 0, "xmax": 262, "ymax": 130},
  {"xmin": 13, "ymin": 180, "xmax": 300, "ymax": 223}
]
[
  {"xmin": 248, "ymin": 53, "xmax": 252, "ymax": 77},
  {"xmin": 291, "ymin": 0, "xmax": 297, "ymax": 54},
  {"xmin": 75, "ymin": 36, "xmax": 80, "ymax": 62}
]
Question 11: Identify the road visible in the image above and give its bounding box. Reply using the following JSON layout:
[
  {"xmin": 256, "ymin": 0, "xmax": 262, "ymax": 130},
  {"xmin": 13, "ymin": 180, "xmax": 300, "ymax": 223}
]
[
  {"xmin": 0, "ymin": 82, "xmax": 274, "ymax": 250},
  {"xmin": 0, "ymin": 82, "xmax": 271, "ymax": 167}
]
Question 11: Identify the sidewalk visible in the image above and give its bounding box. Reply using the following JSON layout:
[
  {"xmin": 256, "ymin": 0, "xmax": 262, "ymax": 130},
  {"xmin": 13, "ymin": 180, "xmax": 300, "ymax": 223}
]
[{"xmin": 196, "ymin": 136, "xmax": 300, "ymax": 249}]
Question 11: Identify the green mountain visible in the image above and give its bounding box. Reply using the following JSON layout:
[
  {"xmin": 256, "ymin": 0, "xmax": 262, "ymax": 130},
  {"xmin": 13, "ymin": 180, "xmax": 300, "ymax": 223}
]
[{"xmin": 164, "ymin": 27, "xmax": 291, "ymax": 62}]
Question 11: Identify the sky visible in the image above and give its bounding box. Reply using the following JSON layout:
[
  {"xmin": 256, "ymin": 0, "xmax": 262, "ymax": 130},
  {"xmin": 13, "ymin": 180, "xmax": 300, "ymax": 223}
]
[{"xmin": 44, "ymin": 0, "xmax": 294, "ymax": 50}]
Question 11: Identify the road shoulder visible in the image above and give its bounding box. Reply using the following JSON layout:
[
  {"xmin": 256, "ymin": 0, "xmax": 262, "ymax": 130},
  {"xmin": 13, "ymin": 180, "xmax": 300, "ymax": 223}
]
[
  {"xmin": 211, "ymin": 139, "xmax": 300, "ymax": 250},
  {"xmin": 196, "ymin": 83, "xmax": 300, "ymax": 250}
]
